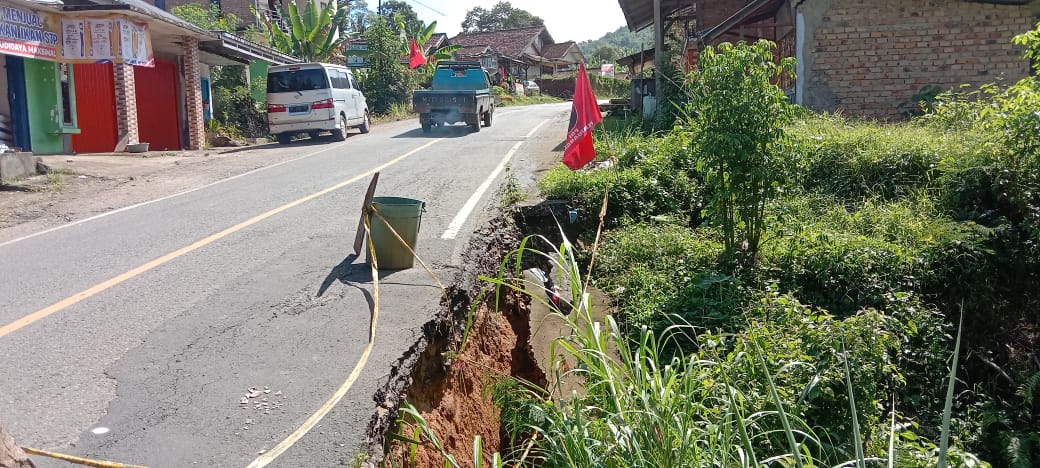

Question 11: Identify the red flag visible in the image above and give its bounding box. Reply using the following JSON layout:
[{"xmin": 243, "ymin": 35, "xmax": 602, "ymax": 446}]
[
  {"xmin": 563, "ymin": 63, "xmax": 603, "ymax": 170},
  {"xmin": 408, "ymin": 38, "xmax": 426, "ymax": 69}
]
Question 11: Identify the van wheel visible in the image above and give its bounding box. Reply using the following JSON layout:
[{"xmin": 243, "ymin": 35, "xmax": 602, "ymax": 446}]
[
  {"xmin": 358, "ymin": 112, "xmax": 371, "ymax": 134},
  {"xmin": 482, "ymin": 110, "xmax": 492, "ymax": 127},
  {"xmin": 276, "ymin": 133, "xmax": 292, "ymax": 145},
  {"xmin": 332, "ymin": 114, "xmax": 347, "ymax": 141}
]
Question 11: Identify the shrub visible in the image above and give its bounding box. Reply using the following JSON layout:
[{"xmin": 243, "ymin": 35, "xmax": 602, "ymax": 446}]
[
  {"xmin": 594, "ymin": 223, "xmax": 727, "ymax": 330},
  {"xmin": 685, "ymin": 40, "xmax": 796, "ymax": 265},
  {"xmin": 210, "ymin": 66, "xmax": 267, "ymax": 139},
  {"xmin": 760, "ymin": 195, "xmax": 970, "ymax": 316},
  {"xmin": 539, "ymin": 130, "xmax": 700, "ymax": 229},
  {"xmin": 588, "ymin": 73, "xmax": 630, "ymax": 99},
  {"xmin": 357, "ymin": 17, "xmax": 414, "ymax": 115}
]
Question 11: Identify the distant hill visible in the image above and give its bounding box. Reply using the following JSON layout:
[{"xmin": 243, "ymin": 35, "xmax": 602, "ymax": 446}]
[{"xmin": 578, "ymin": 26, "xmax": 653, "ymax": 66}]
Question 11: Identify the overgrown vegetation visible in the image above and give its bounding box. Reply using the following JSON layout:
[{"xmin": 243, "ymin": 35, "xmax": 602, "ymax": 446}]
[
  {"xmin": 173, "ymin": 3, "xmax": 266, "ymax": 141},
  {"xmin": 256, "ymin": 0, "xmax": 349, "ymax": 62},
  {"xmin": 388, "ymin": 23, "xmax": 1040, "ymax": 468}
]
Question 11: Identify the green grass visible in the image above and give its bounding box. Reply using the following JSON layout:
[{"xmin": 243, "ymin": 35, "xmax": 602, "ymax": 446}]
[
  {"xmin": 789, "ymin": 114, "xmax": 986, "ymax": 202},
  {"xmin": 496, "ymin": 94, "xmax": 562, "ymax": 107},
  {"xmin": 372, "ymin": 101, "xmax": 416, "ymax": 123},
  {"xmin": 495, "ymin": 165, "xmax": 524, "ymax": 209}
]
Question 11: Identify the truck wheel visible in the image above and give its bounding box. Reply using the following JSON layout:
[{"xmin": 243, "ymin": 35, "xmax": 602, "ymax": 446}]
[
  {"xmin": 468, "ymin": 114, "xmax": 481, "ymax": 132},
  {"xmin": 421, "ymin": 121, "xmax": 431, "ymax": 133},
  {"xmin": 482, "ymin": 110, "xmax": 492, "ymax": 127},
  {"xmin": 277, "ymin": 133, "xmax": 292, "ymax": 145}
]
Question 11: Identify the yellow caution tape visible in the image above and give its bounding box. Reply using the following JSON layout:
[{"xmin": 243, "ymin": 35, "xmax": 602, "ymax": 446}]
[{"xmin": 21, "ymin": 447, "xmax": 148, "ymax": 468}]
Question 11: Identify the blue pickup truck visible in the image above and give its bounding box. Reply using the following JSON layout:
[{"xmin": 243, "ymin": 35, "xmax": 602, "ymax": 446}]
[{"xmin": 412, "ymin": 61, "xmax": 495, "ymax": 133}]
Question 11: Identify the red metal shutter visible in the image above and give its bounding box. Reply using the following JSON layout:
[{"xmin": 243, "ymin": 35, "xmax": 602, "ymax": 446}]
[
  {"xmin": 134, "ymin": 59, "xmax": 181, "ymax": 151},
  {"xmin": 71, "ymin": 63, "xmax": 118, "ymax": 153}
]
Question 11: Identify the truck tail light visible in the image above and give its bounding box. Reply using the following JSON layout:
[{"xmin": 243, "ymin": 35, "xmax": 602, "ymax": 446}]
[
  {"xmin": 311, "ymin": 98, "xmax": 334, "ymax": 110},
  {"xmin": 267, "ymin": 103, "xmax": 286, "ymax": 113}
]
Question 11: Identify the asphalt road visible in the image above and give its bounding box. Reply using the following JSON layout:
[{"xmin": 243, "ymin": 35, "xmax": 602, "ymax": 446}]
[{"xmin": 0, "ymin": 102, "xmax": 570, "ymax": 467}]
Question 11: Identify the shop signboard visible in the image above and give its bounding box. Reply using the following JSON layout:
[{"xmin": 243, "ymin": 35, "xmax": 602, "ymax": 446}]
[
  {"xmin": 0, "ymin": 2, "xmax": 60, "ymax": 60},
  {"xmin": 0, "ymin": 1, "xmax": 153, "ymax": 66},
  {"xmin": 61, "ymin": 16, "xmax": 153, "ymax": 66}
]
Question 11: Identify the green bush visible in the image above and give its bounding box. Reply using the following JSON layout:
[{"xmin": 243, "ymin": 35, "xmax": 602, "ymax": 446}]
[
  {"xmin": 588, "ymin": 73, "xmax": 630, "ymax": 99},
  {"xmin": 686, "ymin": 40, "xmax": 796, "ymax": 265},
  {"xmin": 357, "ymin": 17, "xmax": 414, "ymax": 115},
  {"xmin": 760, "ymin": 195, "xmax": 970, "ymax": 316},
  {"xmin": 539, "ymin": 130, "xmax": 700, "ymax": 229},
  {"xmin": 594, "ymin": 223, "xmax": 728, "ymax": 329},
  {"xmin": 210, "ymin": 66, "xmax": 267, "ymax": 139}
]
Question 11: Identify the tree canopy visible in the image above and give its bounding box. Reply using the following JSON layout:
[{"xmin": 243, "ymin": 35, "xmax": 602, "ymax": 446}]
[
  {"xmin": 340, "ymin": 0, "xmax": 371, "ymax": 34},
  {"xmin": 378, "ymin": 0, "xmax": 422, "ymax": 35},
  {"xmin": 461, "ymin": 2, "xmax": 543, "ymax": 32},
  {"xmin": 172, "ymin": 3, "xmax": 241, "ymax": 33}
]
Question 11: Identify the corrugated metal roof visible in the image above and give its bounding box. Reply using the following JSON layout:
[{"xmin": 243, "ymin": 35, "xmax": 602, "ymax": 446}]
[{"xmin": 617, "ymin": 0, "xmax": 690, "ymax": 32}]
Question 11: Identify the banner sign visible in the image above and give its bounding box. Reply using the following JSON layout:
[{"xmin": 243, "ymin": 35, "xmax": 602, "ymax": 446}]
[
  {"xmin": 0, "ymin": 2, "xmax": 60, "ymax": 60},
  {"xmin": 0, "ymin": 2, "xmax": 153, "ymax": 66},
  {"xmin": 61, "ymin": 16, "xmax": 153, "ymax": 66}
]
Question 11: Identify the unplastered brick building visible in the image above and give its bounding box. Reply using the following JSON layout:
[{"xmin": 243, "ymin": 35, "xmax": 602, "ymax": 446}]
[{"xmin": 617, "ymin": 0, "xmax": 1039, "ymax": 119}]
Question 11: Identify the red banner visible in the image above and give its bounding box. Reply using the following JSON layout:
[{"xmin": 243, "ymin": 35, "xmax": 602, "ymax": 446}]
[{"xmin": 563, "ymin": 63, "xmax": 603, "ymax": 170}]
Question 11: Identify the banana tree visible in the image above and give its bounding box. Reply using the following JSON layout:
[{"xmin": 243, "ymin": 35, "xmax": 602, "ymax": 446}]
[{"xmin": 257, "ymin": 0, "xmax": 350, "ymax": 62}]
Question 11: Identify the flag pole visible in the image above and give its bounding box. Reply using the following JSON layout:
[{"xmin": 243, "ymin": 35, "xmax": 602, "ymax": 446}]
[{"xmin": 580, "ymin": 61, "xmax": 622, "ymax": 295}]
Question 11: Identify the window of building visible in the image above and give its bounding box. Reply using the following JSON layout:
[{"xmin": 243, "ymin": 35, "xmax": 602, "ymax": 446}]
[{"xmin": 59, "ymin": 63, "xmax": 75, "ymax": 127}]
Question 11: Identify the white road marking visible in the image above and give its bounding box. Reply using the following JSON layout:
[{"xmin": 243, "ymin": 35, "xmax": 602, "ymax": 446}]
[
  {"xmin": 0, "ymin": 142, "xmax": 353, "ymax": 250},
  {"xmin": 440, "ymin": 119, "xmax": 550, "ymax": 240}
]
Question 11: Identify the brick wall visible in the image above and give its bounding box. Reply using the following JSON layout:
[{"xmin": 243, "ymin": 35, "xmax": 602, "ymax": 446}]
[
  {"xmin": 183, "ymin": 36, "xmax": 206, "ymax": 150},
  {"xmin": 114, "ymin": 63, "xmax": 139, "ymax": 145},
  {"xmin": 802, "ymin": 0, "xmax": 1036, "ymax": 119}
]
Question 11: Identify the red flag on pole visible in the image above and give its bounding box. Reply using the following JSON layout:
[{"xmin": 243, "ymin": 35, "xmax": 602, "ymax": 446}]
[
  {"xmin": 408, "ymin": 38, "xmax": 426, "ymax": 69},
  {"xmin": 563, "ymin": 63, "xmax": 603, "ymax": 170}
]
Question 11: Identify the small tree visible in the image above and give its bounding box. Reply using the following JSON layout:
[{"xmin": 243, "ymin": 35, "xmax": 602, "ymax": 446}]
[
  {"xmin": 172, "ymin": 3, "xmax": 241, "ymax": 32},
  {"xmin": 359, "ymin": 17, "xmax": 413, "ymax": 114},
  {"xmin": 258, "ymin": 0, "xmax": 349, "ymax": 62},
  {"xmin": 687, "ymin": 40, "xmax": 796, "ymax": 267}
]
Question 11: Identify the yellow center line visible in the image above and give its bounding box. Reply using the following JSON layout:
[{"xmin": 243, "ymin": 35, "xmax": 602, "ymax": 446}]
[{"xmin": 0, "ymin": 139, "xmax": 442, "ymax": 339}]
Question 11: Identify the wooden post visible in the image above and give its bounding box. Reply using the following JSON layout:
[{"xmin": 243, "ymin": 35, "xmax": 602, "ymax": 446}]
[{"xmin": 653, "ymin": 0, "xmax": 664, "ymax": 118}]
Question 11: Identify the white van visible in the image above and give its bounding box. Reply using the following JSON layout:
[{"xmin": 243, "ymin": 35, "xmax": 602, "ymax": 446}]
[{"xmin": 266, "ymin": 63, "xmax": 370, "ymax": 145}]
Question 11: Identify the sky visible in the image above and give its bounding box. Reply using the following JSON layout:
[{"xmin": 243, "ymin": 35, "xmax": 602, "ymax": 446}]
[{"xmin": 392, "ymin": 0, "xmax": 628, "ymax": 43}]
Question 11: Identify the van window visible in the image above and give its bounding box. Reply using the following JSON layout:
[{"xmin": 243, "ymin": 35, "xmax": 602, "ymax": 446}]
[
  {"xmin": 267, "ymin": 68, "xmax": 330, "ymax": 93},
  {"xmin": 332, "ymin": 70, "xmax": 349, "ymax": 89},
  {"xmin": 346, "ymin": 73, "xmax": 356, "ymax": 89}
]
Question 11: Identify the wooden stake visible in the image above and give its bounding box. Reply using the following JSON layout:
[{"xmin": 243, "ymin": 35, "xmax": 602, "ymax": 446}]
[{"xmin": 353, "ymin": 172, "xmax": 380, "ymax": 255}]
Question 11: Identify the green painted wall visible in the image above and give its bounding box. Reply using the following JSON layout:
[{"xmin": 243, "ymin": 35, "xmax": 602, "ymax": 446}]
[
  {"xmin": 249, "ymin": 60, "xmax": 270, "ymax": 103},
  {"xmin": 24, "ymin": 58, "xmax": 63, "ymax": 154}
]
